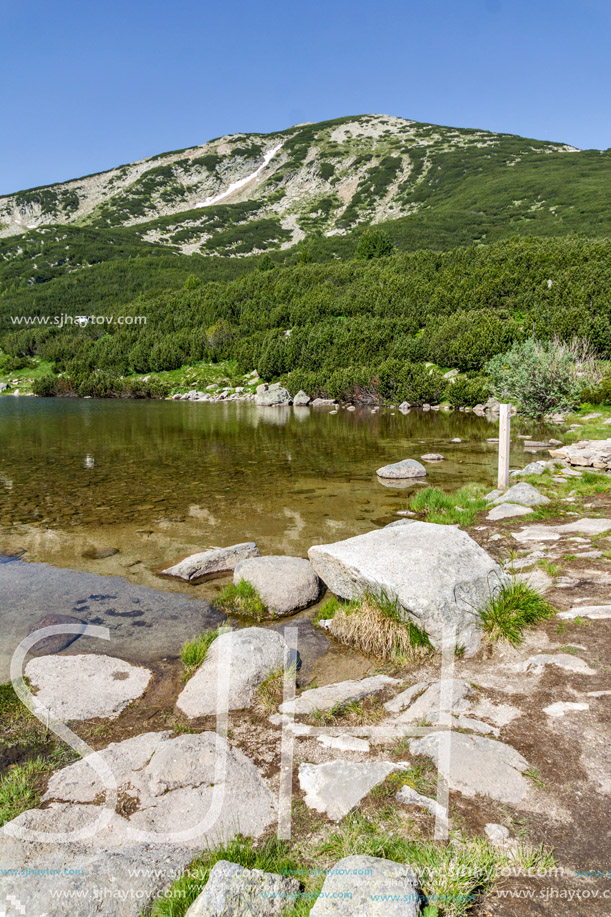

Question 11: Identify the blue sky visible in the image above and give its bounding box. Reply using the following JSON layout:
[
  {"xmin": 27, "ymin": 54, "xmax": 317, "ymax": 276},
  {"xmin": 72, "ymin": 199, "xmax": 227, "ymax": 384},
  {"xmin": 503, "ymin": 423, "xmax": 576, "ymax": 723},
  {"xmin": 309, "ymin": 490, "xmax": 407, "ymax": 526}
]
[{"xmin": 1, "ymin": 0, "xmax": 610, "ymax": 194}]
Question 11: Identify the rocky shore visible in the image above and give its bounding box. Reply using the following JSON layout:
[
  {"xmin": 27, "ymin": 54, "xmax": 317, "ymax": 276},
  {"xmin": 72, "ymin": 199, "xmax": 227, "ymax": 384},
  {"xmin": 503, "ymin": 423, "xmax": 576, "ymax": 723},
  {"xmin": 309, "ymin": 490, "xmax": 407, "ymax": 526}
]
[{"xmin": 1, "ymin": 433, "xmax": 610, "ymax": 916}]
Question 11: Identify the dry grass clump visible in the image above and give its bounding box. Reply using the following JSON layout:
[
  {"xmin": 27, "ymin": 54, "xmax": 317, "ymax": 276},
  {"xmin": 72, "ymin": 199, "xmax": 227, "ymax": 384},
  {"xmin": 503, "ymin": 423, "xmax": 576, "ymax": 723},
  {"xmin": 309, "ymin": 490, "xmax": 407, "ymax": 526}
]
[{"xmin": 323, "ymin": 592, "xmax": 432, "ymax": 665}]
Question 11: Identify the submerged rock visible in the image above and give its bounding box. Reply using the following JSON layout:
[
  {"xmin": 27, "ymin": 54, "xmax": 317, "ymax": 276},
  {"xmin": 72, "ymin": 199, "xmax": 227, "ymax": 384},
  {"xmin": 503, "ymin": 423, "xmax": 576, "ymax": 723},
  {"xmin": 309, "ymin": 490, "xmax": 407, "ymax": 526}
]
[
  {"xmin": 26, "ymin": 612, "xmax": 87, "ymax": 656},
  {"xmin": 233, "ymin": 555, "xmax": 321, "ymax": 616},
  {"xmin": 176, "ymin": 627, "xmax": 290, "ymax": 718},
  {"xmin": 308, "ymin": 523, "xmax": 506, "ymax": 655},
  {"xmin": 376, "ymin": 458, "xmax": 426, "ymax": 479},
  {"xmin": 161, "ymin": 542, "xmax": 260, "ymax": 581},
  {"xmin": 185, "ymin": 861, "xmax": 300, "ymax": 917},
  {"xmin": 24, "ymin": 654, "xmax": 151, "ymax": 720}
]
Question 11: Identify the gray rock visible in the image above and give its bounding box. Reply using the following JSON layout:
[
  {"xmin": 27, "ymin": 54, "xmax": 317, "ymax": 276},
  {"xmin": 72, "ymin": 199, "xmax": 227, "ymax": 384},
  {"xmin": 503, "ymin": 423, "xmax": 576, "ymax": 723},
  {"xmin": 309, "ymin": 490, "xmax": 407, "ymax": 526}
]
[
  {"xmin": 543, "ymin": 701, "xmax": 589, "ymax": 717},
  {"xmin": 299, "ymin": 760, "xmax": 406, "ymax": 821},
  {"xmin": 26, "ymin": 612, "xmax": 87, "ymax": 656},
  {"xmin": 233, "ymin": 555, "xmax": 321, "ymax": 616},
  {"xmin": 0, "ymin": 382, "xmax": 8, "ymax": 392},
  {"xmin": 255, "ymin": 384, "xmax": 291, "ymax": 406},
  {"xmin": 485, "ymin": 823, "xmax": 511, "ymax": 844},
  {"xmin": 491, "ymin": 483, "xmax": 550, "ymax": 507},
  {"xmin": 1, "ymin": 732, "xmax": 277, "ymax": 916},
  {"xmin": 395, "ymin": 679, "xmax": 473, "ymax": 724},
  {"xmin": 523, "ymin": 653, "xmax": 595, "ymax": 675},
  {"xmin": 383, "ymin": 682, "xmax": 429, "ymax": 714},
  {"xmin": 24, "ymin": 654, "xmax": 152, "ymax": 721},
  {"xmin": 557, "ymin": 605, "xmax": 611, "ymax": 620},
  {"xmin": 376, "ymin": 458, "xmax": 426, "ymax": 479},
  {"xmin": 279, "ymin": 674, "xmax": 399, "ymax": 715},
  {"xmin": 292, "ymin": 390, "xmax": 311, "ymax": 406},
  {"xmin": 185, "ymin": 860, "xmax": 300, "ymax": 916},
  {"xmin": 162, "ymin": 542, "xmax": 260, "ymax": 581},
  {"xmin": 396, "ymin": 784, "xmax": 447, "ymax": 820},
  {"xmin": 309, "ymin": 855, "xmax": 420, "ymax": 917},
  {"xmin": 421, "ymin": 453, "xmax": 444, "ymax": 461},
  {"xmin": 317, "ymin": 735, "xmax": 370, "ymax": 752},
  {"xmin": 311, "ymin": 398, "xmax": 337, "ymax": 406},
  {"xmin": 176, "ymin": 627, "xmax": 290, "ymax": 717},
  {"xmin": 487, "ymin": 502, "xmax": 534, "ymax": 521},
  {"xmin": 443, "ymin": 369, "xmax": 459, "ymax": 379},
  {"xmin": 409, "ymin": 731, "xmax": 530, "ymax": 804},
  {"xmin": 308, "ymin": 523, "xmax": 507, "ymax": 655},
  {"xmin": 511, "ymin": 461, "xmax": 547, "ymax": 476}
]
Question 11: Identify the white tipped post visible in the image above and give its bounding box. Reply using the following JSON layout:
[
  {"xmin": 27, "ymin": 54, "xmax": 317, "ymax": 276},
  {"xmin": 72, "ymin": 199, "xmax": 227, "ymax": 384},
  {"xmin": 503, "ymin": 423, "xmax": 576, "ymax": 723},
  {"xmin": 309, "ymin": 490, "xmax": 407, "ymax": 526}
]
[{"xmin": 497, "ymin": 403, "xmax": 511, "ymax": 490}]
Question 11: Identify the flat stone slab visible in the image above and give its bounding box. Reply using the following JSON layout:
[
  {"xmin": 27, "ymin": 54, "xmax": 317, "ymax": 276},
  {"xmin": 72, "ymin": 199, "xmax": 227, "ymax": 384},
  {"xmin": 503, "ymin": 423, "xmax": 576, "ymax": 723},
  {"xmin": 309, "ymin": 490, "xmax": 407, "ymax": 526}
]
[
  {"xmin": 176, "ymin": 627, "xmax": 289, "ymax": 718},
  {"xmin": 25, "ymin": 654, "xmax": 152, "ymax": 721},
  {"xmin": 308, "ymin": 523, "xmax": 506, "ymax": 655},
  {"xmin": 162, "ymin": 542, "xmax": 260, "ymax": 581},
  {"xmin": 384, "ymin": 682, "xmax": 429, "ymax": 714},
  {"xmin": 558, "ymin": 605, "xmax": 611, "ymax": 620},
  {"xmin": 279, "ymin": 675, "xmax": 399, "ymax": 715},
  {"xmin": 309, "ymin": 855, "xmax": 420, "ymax": 917},
  {"xmin": 544, "ymin": 701, "xmax": 589, "ymax": 717},
  {"xmin": 396, "ymin": 784, "xmax": 447, "ymax": 820},
  {"xmin": 317, "ymin": 735, "xmax": 370, "ymax": 752},
  {"xmin": 1, "ymin": 732, "xmax": 276, "ymax": 916},
  {"xmin": 233, "ymin": 555, "xmax": 321, "ymax": 616},
  {"xmin": 512, "ymin": 518, "xmax": 611, "ymax": 543},
  {"xmin": 395, "ymin": 679, "xmax": 473, "ymax": 724},
  {"xmin": 376, "ymin": 458, "xmax": 426, "ymax": 479},
  {"xmin": 185, "ymin": 860, "xmax": 300, "ymax": 916},
  {"xmin": 298, "ymin": 760, "xmax": 406, "ymax": 821},
  {"xmin": 421, "ymin": 453, "xmax": 444, "ymax": 461},
  {"xmin": 491, "ymin": 483, "xmax": 550, "ymax": 507},
  {"xmin": 409, "ymin": 731, "xmax": 530, "ymax": 804},
  {"xmin": 487, "ymin": 502, "xmax": 533, "ymax": 521},
  {"xmin": 524, "ymin": 653, "xmax": 596, "ymax": 675}
]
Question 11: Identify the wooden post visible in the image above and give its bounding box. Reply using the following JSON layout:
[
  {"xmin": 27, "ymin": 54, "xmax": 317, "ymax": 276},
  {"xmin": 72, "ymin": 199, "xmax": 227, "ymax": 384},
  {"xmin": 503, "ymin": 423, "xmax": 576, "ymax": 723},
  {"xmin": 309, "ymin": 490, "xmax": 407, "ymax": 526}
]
[{"xmin": 498, "ymin": 403, "xmax": 511, "ymax": 490}]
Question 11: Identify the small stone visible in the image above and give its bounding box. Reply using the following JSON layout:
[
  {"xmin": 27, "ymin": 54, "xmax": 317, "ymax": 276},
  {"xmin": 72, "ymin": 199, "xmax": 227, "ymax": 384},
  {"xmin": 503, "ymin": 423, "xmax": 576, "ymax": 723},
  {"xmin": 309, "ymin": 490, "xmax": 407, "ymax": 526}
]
[
  {"xmin": 376, "ymin": 459, "xmax": 426, "ymax": 479},
  {"xmin": 317, "ymin": 735, "xmax": 370, "ymax": 752},
  {"xmin": 233, "ymin": 555, "xmax": 321, "ymax": 616},
  {"xmin": 421, "ymin": 453, "xmax": 444, "ymax": 461},
  {"xmin": 485, "ymin": 823, "xmax": 510, "ymax": 844},
  {"xmin": 543, "ymin": 701, "xmax": 589, "ymax": 717},
  {"xmin": 487, "ymin": 503, "xmax": 533, "ymax": 521},
  {"xmin": 396, "ymin": 784, "xmax": 447, "ymax": 820},
  {"xmin": 491, "ymin": 483, "xmax": 550, "ymax": 507},
  {"xmin": 162, "ymin": 543, "xmax": 260, "ymax": 581}
]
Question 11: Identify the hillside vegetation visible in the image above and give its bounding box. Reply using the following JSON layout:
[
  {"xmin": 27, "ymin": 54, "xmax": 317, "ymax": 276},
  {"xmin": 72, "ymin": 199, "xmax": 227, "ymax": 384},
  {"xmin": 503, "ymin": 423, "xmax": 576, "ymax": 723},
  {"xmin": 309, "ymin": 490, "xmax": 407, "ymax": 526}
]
[{"xmin": 2, "ymin": 235, "xmax": 610, "ymax": 405}]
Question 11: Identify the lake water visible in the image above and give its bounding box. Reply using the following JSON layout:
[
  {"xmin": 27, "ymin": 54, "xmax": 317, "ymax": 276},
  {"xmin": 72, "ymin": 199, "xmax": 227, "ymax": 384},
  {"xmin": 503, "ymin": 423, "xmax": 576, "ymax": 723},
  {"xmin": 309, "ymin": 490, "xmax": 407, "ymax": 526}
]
[{"xmin": 0, "ymin": 399, "xmax": 553, "ymax": 678}]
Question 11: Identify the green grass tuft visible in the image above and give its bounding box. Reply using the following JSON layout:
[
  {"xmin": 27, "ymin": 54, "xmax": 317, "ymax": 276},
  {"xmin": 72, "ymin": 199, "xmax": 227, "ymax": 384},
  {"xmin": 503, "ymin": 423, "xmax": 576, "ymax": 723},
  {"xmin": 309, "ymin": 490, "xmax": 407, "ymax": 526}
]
[
  {"xmin": 0, "ymin": 758, "xmax": 48, "ymax": 827},
  {"xmin": 408, "ymin": 484, "xmax": 487, "ymax": 526},
  {"xmin": 180, "ymin": 626, "xmax": 225, "ymax": 676},
  {"xmin": 480, "ymin": 580, "xmax": 555, "ymax": 646},
  {"xmin": 215, "ymin": 580, "xmax": 268, "ymax": 620}
]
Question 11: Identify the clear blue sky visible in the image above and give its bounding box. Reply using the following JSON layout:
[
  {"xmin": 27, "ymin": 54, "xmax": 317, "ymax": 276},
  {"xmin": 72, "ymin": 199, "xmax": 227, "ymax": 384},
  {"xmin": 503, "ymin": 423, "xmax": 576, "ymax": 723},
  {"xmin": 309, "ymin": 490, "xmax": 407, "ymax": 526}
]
[{"xmin": 2, "ymin": 0, "xmax": 610, "ymax": 194}]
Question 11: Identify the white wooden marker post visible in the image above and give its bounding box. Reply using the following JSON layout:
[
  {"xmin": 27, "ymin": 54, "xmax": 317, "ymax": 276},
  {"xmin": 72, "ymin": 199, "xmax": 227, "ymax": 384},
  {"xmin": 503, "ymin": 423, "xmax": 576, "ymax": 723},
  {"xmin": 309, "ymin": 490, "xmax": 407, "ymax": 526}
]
[{"xmin": 498, "ymin": 403, "xmax": 511, "ymax": 490}]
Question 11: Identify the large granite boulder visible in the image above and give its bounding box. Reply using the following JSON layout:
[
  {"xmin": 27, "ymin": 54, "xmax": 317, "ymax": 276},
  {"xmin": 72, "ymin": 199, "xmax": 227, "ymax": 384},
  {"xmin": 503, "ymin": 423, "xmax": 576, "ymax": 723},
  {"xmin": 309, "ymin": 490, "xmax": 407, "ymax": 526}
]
[
  {"xmin": 376, "ymin": 458, "xmax": 426, "ymax": 479},
  {"xmin": 308, "ymin": 523, "xmax": 506, "ymax": 655},
  {"xmin": 24, "ymin": 654, "xmax": 152, "ymax": 721},
  {"xmin": 233, "ymin": 555, "xmax": 322, "ymax": 616},
  {"xmin": 309, "ymin": 855, "xmax": 420, "ymax": 916},
  {"xmin": 255, "ymin": 383, "xmax": 291, "ymax": 406},
  {"xmin": 185, "ymin": 860, "xmax": 300, "ymax": 916},
  {"xmin": 176, "ymin": 627, "xmax": 290, "ymax": 718},
  {"xmin": 161, "ymin": 542, "xmax": 260, "ymax": 581}
]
